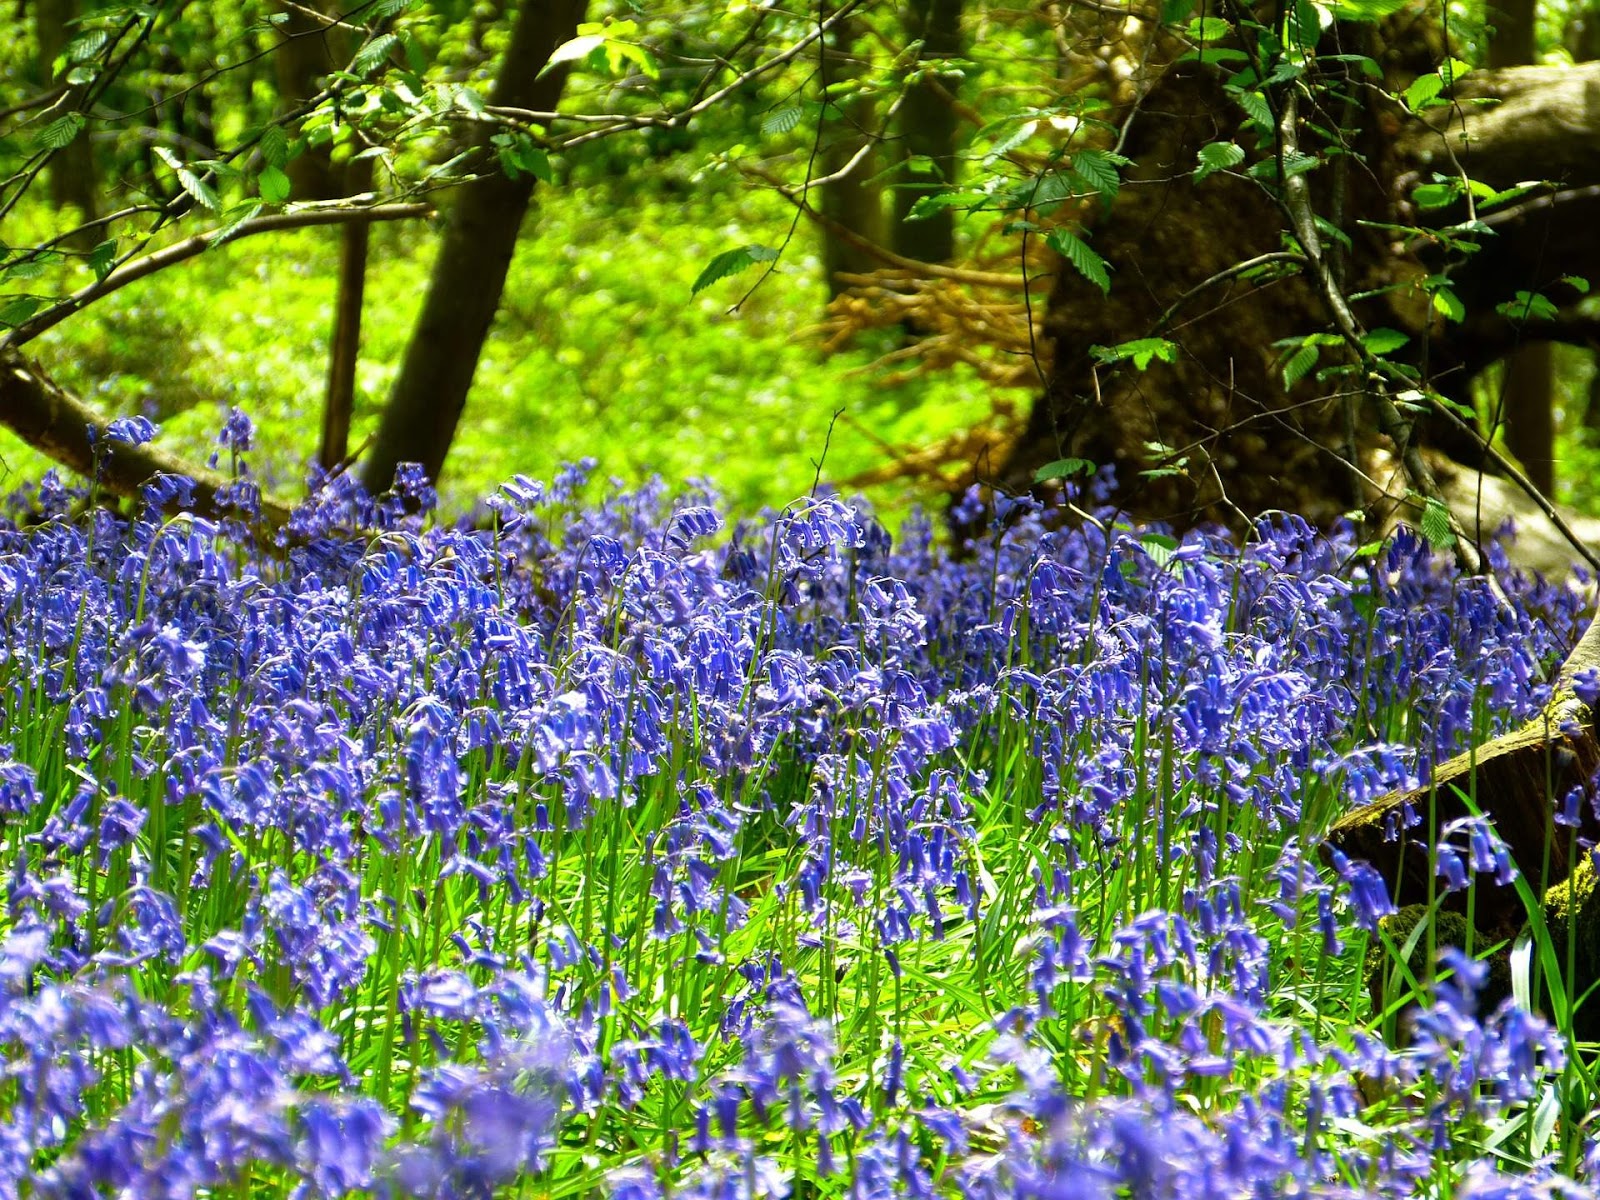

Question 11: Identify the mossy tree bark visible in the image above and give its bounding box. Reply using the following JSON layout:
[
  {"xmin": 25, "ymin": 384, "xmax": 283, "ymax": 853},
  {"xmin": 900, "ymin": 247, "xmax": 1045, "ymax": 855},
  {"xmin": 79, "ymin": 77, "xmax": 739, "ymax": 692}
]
[{"xmin": 1001, "ymin": 49, "xmax": 1600, "ymax": 529}]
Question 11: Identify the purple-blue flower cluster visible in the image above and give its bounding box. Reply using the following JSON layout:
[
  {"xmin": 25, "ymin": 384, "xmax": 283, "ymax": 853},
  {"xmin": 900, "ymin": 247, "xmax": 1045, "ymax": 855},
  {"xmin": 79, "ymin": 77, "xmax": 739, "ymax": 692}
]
[{"xmin": 0, "ymin": 420, "xmax": 1594, "ymax": 1196}]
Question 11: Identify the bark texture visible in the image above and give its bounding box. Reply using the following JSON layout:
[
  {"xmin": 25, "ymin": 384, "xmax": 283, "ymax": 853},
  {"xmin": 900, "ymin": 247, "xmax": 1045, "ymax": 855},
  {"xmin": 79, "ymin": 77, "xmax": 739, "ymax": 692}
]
[
  {"xmin": 1003, "ymin": 53, "xmax": 1600, "ymax": 528},
  {"xmin": 819, "ymin": 12, "xmax": 887, "ymax": 297},
  {"xmin": 891, "ymin": 0, "xmax": 963, "ymax": 264},
  {"xmin": 362, "ymin": 0, "xmax": 586, "ymax": 494}
]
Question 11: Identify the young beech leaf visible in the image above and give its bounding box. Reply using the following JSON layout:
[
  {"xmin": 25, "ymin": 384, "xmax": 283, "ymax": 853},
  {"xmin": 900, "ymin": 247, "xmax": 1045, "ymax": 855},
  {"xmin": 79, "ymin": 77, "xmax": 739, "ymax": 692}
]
[
  {"xmin": 38, "ymin": 113, "xmax": 85, "ymax": 151},
  {"xmin": 691, "ymin": 245, "xmax": 779, "ymax": 295},
  {"xmin": 1420, "ymin": 496, "xmax": 1455, "ymax": 549},
  {"xmin": 1090, "ymin": 338, "xmax": 1177, "ymax": 370},
  {"xmin": 1194, "ymin": 141, "xmax": 1245, "ymax": 182},
  {"xmin": 761, "ymin": 106, "xmax": 803, "ymax": 136},
  {"xmin": 1046, "ymin": 228, "xmax": 1110, "ymax": 294},
  {"xmin": 1362, "ymin": 327, "xmax": 1409, "ymax": 355},
  {"xmin": 1033, "ymin": 457, "xmax": 1094, "ymax": 483},
  {"xmin": 258, "ymin": 166, "xmax": 291, "ymax": 204},
  {"xmin": 259, "ymin": 125, "xmax": 289, "ymax": 170}
]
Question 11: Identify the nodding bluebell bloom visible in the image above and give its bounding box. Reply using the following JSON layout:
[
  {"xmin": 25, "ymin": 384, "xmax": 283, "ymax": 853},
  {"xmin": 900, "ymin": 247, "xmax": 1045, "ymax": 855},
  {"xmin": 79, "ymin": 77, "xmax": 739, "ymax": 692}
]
[{"xmin": 104, "ymin": 415, "xmax": 159, "ymax": 447}]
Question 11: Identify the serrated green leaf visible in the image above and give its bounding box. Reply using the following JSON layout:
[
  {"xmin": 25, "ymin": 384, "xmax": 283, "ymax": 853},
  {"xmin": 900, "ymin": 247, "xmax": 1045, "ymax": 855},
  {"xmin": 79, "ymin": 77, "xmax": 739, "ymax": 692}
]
[
  {"xmin": 258, "ymin": 165, "xmax": 291, "ymax": 204},
  {"xmin": 1403, "ymin": 73, "xmax": 1445, "ymax": 110},
  {"xmin": 1140, "ymin": 532, "xmax": 1179, "ymax": 567},
  {"xmin": 260, "ymin": 125, "xmax": 289, "ymax": 169},
  {"xmin": 177, "ymin": 167, "xmax": 219, "ymax": 211},
  {"xmin": 1194, "ymin": 141, "xmax": 1245, "ymax": 182},
  {"xmin": 1234, "ymin": 88, "xmax": 1273, "ymax": 129},
  {"xmin": 67, "ymin": 28, "xmax": 109, "ymax": 63},
  {"xmin": 1186, "ymin": 15, "xmax": 1232, "ymax": 40},
  {"xmin": 0, "ymin": 296, "xmax": 41, "ymax": 328},
  {"xmin": 1282, "ymin": 341, "xmax": 1319, "ymax": 387},
  {"xmin": 542, "ymin": 33, "xmax": 606, "ymax": 75},
  {"xmin": 38, "ymin": 113, "xmax": 84, "ymax": 151},
  {"xmin": 1431, "ymin": 286, "xmax": 1465, "ymax": 322},
  {"xmin": 1069, "ymin": 149, "xmax": 1124, "ymax": 200},
  {"xmin": 1090, "ymin": 338, "xmax": 1177, "ymax": 370},
  {"xmin": 1362, "ymin": 327, "xmax": 1409, "ymax": 355},
  {"xmin": 1046, "ymin": 228, "xmax": 1110, "ymax": 294},
  {"xmin": 1411, "ymin": 181, "xmax": 1457, "ymax": 209},
  {"xmin": 212, "ymin": 203, "xmax": 263, "ymax": 246},
  {"xmin": 88, "ymin": 239, "xmax": 117, "ymax": 282},
  {"xmin": 1033, "ymin": 457, "xmax": 1095, "ymax": 483},
  {"xmin": 907, "ymin": 191, "xmax": 982, "ymax": 220},
  {"xmin": 1420, "ymin": 497, "xmax": 1455, "ymax": 548},
  {"xmin": 1495, "ymin": 290, "xmax": 1559, "ymax": 322},
  {"xmin": 1563, "ymin": 274, "xmax": 1591, "ymax": 295},
  {"xmin": 761, "ymin": 106, "xmax": 803, "ymax": 136},
  {"xmin": 691, "ymin": 245, "xmax": 778, "ymax": 295},
  {"xmin": 352, "ymin": 33, "xmax": 399, "ymax": 75}
]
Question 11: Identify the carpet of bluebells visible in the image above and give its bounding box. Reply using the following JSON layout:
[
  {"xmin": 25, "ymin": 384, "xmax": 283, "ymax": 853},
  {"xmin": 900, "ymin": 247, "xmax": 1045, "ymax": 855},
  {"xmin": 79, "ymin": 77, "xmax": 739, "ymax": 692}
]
[{"xmin": 4, "ymin": 414, "xmax": 1600, "ymax": 1197}]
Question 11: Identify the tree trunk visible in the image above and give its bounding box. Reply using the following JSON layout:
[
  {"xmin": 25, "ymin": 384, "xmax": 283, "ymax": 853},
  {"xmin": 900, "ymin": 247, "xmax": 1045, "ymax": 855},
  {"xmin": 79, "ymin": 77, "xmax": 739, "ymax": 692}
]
[
  {"xmin": 1486, "ymin": 0, "xmax": 1556, "ymax": 498},
  {"xmin": 819, "ymin": 12, "xmax": 887, "ymax": 299},
  {"xmin": 274, "ymin": 0, "xmax": 352, "ymax": 201},
  {"xmin": 361, "ymin": 0, "xmax": 586, "ymax": 495},
  {"xmin": 891, "ymin": 0, "xmax": 963, "ymax": 264},
  {"xmin": 35, "ymin": 0, "xmax": 99, "ymax": 232},
  {"xmin": 321, "ymin": 160, "xmax": 374, "ymax": 471},
  {"xmin": 1002, "ymin": 50, "xmax": 1600, "ymax": 529}
]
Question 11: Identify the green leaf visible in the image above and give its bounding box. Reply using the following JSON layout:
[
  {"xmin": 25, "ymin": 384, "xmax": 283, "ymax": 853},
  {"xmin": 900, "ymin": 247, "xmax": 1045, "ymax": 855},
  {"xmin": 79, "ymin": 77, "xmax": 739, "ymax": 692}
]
[
  {"xmin": 1403, "ymin": 73, "xmax": 1445, "ymax": 111},
  {"xmin": 1090, "ymin": 337, "xmax": 1177, "ymax": 370},
  {"xmin": 258, "ymin": 165, "xmax": 291, "ymax": 204},
  {"xmin": 1186, "ymin": 16, "xmax": 1232, "ymax": 40},
  {"xmin": 1431, "ymin": 286, "xmax": 1465, "ymax": 323},
  {"xmin": 1033, "ymin": 457, "xmax": 1094, "ymax": 483},
  {"xmin": 1282, "ymin": 341, "xmax": 1319, "ymax": 387},
  {"xmin": 1140, "ymin": 532, "xmax": 1179, "ymax": 568},
  {"xmin": 87, "ymin": 239, "xmax": 117, "ymax": 282},
  {"xmin": 212, "ymin": 203, "xmax": 263, "ymax": 246},
  {"xmin": 1420, "ymin": 496, "xmax": 1455, "ymax": 549},
  {"xmin": 352, "ymin": 33, "xmax": 399, "ymax": 75},
  {"xmin": 1495, "ymin": 290, "xmax": 1559, "ymax": 322},
  {"xmin": 690, "ymin": 245, "xmax": 778, "ymax": 295},
  {"xmin": 1362, "ymin": 327, "xmax": 1409, "ymax": 355},
  {"xmin": 1563, "ymin": 274, "xmax": 1591, "ymax": 295},
  {"xmin": 761, "ymin": 106, "xmax": 803, "ymax": 136},
  {"xmin": 1068, "ymin": 149, "xmax": 1126, "ymax": 200},
  {"xmin": 37, "ymin": 113, "xmax": 85, "ymax": 151},
  {"xmin": 260, "ymin": 125, "xmax": 289, "ymax": 169},
  {"xmin": 1411, "ymin": 181, "xmax": 1457, "ymax": 209},
  {"xmin": 907, "ymin": 191, "xmax": 983, "ymax": 219},
  {"xmin": 1233, "ymin": 89, "xmax": 1273, "ymax": 129},
  {"xmin": 542, "ymin": 33, "xmax": 606, "ymax": 75},
  {"xmin": 1194, "ymin": 141, "xmax": 1245, "ymax": 182},
  {"xmin": 0, "ymin": 296, "xmax": 41, "ymax": 328},
  {"xmin": 177, "ymin": 167, "xmax": 220, "ymax": 211},
  {"xmin": 1046, "ymin": 228, "xmax": 1111, "ymax": 294}
]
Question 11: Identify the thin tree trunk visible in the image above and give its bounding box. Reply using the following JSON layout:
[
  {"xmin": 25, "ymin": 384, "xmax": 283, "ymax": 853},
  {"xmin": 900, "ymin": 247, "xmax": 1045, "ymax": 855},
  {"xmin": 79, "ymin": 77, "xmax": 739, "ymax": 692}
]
[
  {"xmin": 321, "ymin": 159, "xmax": 374, "ymax": 471},
  {"xmin": 891, "ymin": 0, "xmax": 962, "ymax": 264},
  {"xmin": 362, "ymin": 0, "xmax": 586, "ymax": 494},
  {"xmin": 1488, "ymin": 0, "xmax": 1556, "ymax": 495},
  {"xmin": 819, "ymin": 11, "xmax": 886, "ymax": 300},
  {"xmin": 35, "ymin": 0, "xmax": 99, "ymax": 231}
]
